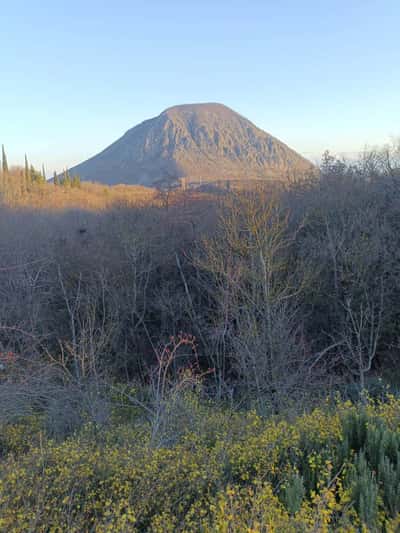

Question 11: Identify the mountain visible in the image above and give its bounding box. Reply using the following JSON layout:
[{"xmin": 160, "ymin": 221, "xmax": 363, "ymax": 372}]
[{"xmin": 68, "ymin": 103, "xmax": 313, "ymax": 187}]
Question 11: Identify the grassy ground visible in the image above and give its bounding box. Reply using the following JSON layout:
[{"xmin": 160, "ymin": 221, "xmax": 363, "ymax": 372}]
[{"xmin": 10, "ymin": 181, "xmax": 157, "ymax": 210}]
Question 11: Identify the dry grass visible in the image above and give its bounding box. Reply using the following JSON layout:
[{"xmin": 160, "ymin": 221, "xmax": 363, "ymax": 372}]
[
  {"xmin": 8, "ymin": 181, "xmax": 157, "ymax": 210},
  {"xmin": 1, "ymin": 164, "xmax": 294, "ymax": 213}
]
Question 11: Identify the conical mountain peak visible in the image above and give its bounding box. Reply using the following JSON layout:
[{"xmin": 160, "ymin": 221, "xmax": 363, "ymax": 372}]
[{"xmin": 69, "ymin": 103, "xmax": 313, "ymax": 186}]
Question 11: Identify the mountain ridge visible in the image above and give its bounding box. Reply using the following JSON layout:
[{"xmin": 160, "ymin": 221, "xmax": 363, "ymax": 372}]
[{"xmin": 68, "ymin": 103, "xmax": 313, "ymax": 186}]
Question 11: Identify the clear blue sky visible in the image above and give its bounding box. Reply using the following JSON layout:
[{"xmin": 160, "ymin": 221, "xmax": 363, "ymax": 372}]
[{"xmin": 1, "ymin": 0, "xmax": 399, "ymax": 173}]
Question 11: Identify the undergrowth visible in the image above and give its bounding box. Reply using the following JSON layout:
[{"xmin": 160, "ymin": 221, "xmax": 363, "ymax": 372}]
[{"xmin": 1, "ymin": 395, "xmax": 400, "ymax": 531}]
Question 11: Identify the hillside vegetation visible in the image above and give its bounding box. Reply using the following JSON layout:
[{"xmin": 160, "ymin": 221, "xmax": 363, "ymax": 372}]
[
  {"xmin": 0, "ymin": 141, "xmax": 400, "ymax": 531},
  {"xmin": 0, "ymin": 164, "xmax": 156, "ymax": 210},
  {"xmin": 2, "ymin": 396, "xmax": 400, "ymax": 532}
]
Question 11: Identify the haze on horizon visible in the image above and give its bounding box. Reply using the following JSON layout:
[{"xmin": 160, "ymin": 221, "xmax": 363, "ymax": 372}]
[{"xmin": 1, "ymin": 0, "xmax": 399, "ymax": 174}]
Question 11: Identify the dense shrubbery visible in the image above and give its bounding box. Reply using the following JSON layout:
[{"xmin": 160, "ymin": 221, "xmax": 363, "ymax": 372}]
[
  {"xmin": 2, "ymin": 147, "xmax": 400, "ymax": 409},
  {"xmin": 1, "ymin": 142, "xmax": 400, "ymax": 529},
  {"xmin": 1, "ymin": 395, "xmax": 400, "ymax": 531}
]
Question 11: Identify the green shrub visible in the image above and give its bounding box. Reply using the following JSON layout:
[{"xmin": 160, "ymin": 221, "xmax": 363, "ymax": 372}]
[
  {"xmin": 0, "ymin": 396, "xmax": 400, "ymax": 531},
  {"xmin": 280, "ymin": 472, "xmax": 305, "ymax": 515}
]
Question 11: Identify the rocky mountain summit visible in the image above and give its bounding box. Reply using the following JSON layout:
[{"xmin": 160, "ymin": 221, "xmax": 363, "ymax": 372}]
[{"xmin": 69, "ymin": 103, "xmax": 313, "ymax": 186}]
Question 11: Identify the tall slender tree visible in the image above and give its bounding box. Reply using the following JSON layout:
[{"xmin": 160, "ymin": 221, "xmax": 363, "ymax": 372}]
[
  {"xmin": 24, "ymin": 154, "xmax": 31, "ymax": 183},
  {"xmin": 62, "ymin": 168, "xmax": 71, "ymax": 187},
  {"xmin": 72, "ymin": 175, "xmax": 81, "ymax": 188},
  {"xmin": 2, "ymin": 145, "xmax": 8, "ymax": 174},
  {"xmin": 42, "ymin": 164, "xmax": 46, "ymax": 181},
  {"xmin": 53, "ymin": 170, "xmax": 59, "ymax": 186}
]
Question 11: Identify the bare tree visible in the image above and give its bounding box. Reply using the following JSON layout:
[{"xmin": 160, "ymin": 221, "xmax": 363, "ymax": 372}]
[{"xmin": 197, "ymin": 190, "xmax": 312, "ymax": 407}]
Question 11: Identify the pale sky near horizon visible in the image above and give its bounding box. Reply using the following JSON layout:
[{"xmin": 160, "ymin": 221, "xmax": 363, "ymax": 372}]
[{"xmin": 1, "ymin": 0, "xmax": 399, "ymax": 173}]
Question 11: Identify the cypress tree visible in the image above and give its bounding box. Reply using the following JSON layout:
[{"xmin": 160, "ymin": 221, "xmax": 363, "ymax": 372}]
[
  {"xmin": 42, "ymin": 164, "xmax": 46, "ymax": 182},
  {"xmin": 30, "ymin": 164, "xmax": 36, "ymax": 182},
  {"xmin": 63, "ymin": 168, "xmax": 71, "ymax": 187},
  {"xmin": 2, "ymin": 145, "xmax": 8, "ymax": 174},
  {"xmin": 72, "ymin": 175, "xmax": 81, "ymax": 188},
  {"xmin": 24, "ymin": 154, "xmax": 31, "ymax": 183},
  {"xmin": 53, "ymin": 171, "xmax": 59, "ymax": 186}
]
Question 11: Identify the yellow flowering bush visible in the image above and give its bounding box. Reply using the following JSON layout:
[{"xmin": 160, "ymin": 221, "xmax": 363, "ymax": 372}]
[{"xmin": 1, "ymin": 396, "xmax": 400, "ymax": 531}]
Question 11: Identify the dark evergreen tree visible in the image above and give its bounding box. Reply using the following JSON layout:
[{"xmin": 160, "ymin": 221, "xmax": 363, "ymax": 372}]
[
  {"xmin": 24, "ymin": 154, "xmax": 31, "ymax": 184},
  {"xmin": 2, "ymin": 145, "xmax": 8, "ymax": 174},
  {"xmin": 62, "ymin": 168, "xmax": 71, "ymax": 187},
  {"xmin": 71, "ymin": 175, "xmax": 81, "ymax": 188},
  {"xmin": 53, "ymin": 171, "xmax": 59, "ymax": 186},
  {"xmin": 30, "ymin": 164, "xmax": 45, "ymax": 184}
]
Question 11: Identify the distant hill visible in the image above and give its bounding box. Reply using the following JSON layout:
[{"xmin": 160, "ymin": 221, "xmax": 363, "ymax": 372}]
[{"xmin": 68, "ymin": 103, "xmax": 314, "ymax": 187}]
